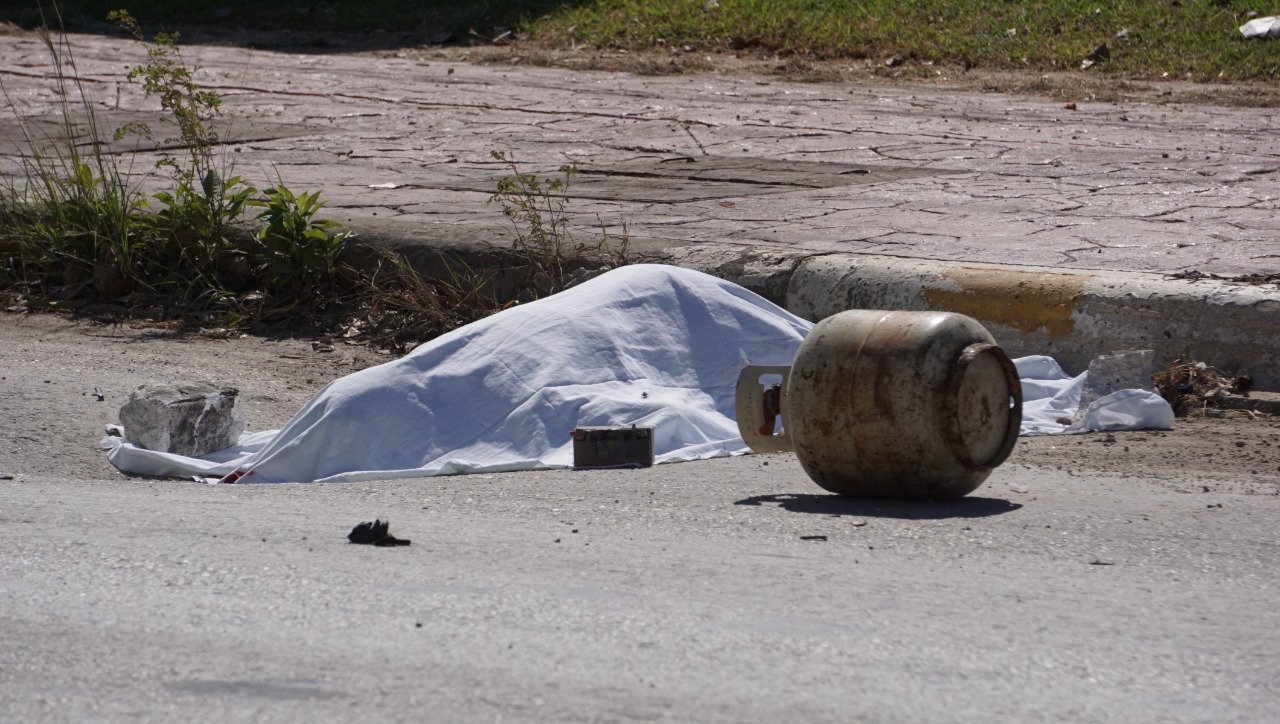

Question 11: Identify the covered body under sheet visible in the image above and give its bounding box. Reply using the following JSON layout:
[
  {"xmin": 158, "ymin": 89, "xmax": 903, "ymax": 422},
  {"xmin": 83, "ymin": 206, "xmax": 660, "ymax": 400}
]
[{"xmin": 104, "ymin": 265, "xmax": 1173, "ymax": 483}]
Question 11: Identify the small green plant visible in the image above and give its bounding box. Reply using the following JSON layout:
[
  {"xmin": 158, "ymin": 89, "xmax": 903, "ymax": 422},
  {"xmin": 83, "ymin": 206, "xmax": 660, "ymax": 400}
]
[
  {"xmin": 249, "ymin": 182, "xmax": 354, "ymax": 308},
  {"xmin": 488, "ymin": 150, "xmax": 626, "ymax": 298},
  {"xmin": 0, "ymin": 5, "xmax": 152, "ymax": 299},
  {"xmin": 110, "ymin": 10, "xmax": 221, "ymax": 181},
  {"xmin": 110, "ymin": 9, "xmax": 253, "ymax": 268}
]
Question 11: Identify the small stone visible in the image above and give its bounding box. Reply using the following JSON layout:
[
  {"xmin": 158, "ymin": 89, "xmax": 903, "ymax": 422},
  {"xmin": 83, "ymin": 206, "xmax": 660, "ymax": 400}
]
[{"xmin": 118, "ymin": 382, "xmax": 245, "ymax": 456}]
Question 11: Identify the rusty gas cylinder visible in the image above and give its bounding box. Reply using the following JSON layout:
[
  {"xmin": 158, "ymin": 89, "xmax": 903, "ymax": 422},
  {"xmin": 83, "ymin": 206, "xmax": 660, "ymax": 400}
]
[{"xmin": 737, "ymin": 310, "xmax": 1021, "ymax": 499}]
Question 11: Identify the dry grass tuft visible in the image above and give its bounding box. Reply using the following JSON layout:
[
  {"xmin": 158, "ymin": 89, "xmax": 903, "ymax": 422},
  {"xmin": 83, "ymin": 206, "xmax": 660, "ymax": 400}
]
[{"xmin": 1153, "ymin": 358, "xmax": 1252, "ymax": 417}]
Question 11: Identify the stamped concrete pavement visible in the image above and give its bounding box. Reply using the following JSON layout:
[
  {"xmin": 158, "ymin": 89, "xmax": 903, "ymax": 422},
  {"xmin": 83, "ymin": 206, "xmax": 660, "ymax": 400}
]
[{"xmin": 5, "ymin": 33, "xmax": 1278, "ymax": 274}]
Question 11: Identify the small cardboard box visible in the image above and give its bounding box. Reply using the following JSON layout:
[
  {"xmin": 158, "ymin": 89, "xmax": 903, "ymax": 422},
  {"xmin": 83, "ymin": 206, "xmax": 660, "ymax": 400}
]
[{"xmin": 571, "ymin": 426, "xmax": 655, "ymax": 468}]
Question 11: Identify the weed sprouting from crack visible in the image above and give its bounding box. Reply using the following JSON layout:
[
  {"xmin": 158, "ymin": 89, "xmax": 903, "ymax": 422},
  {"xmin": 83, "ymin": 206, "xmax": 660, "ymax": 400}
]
[
  {"xmin": 487, "ymin": 150, "xmax": 628, "ymax": 300},
  {"xmin": 0, "ymin": 3, "xmax": 149, "ymax": 300}
]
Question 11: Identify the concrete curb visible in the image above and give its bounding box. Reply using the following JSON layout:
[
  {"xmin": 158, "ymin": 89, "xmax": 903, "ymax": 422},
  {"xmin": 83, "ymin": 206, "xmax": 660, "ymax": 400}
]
[
  {"xmin": 370, "ymin": 234, "xmax": 1280, "ymax": 392},
  {"xmin": 646, "ymin": 243, "xmax": 1280, "ymax": 392},
  {"xmin": 789, "ymin": 254, "xmax": 1279, "ymax": 390}
]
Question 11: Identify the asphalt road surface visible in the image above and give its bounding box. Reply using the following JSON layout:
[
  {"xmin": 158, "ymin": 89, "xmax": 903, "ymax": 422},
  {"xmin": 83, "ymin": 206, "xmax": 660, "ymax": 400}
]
[{"xmin": 2, "ymin": 315, "xmax": 1278, "ymax": 723}]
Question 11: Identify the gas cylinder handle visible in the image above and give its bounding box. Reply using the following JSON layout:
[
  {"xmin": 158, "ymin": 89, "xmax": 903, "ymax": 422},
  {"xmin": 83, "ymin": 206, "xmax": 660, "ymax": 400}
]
[
  {"xmin": 948, "ymin": 343, "xmax": 1023, "ymax": 471},
  {"xmin": 735, "ymin": 365, "xmax": 795, "ymax": 454}
]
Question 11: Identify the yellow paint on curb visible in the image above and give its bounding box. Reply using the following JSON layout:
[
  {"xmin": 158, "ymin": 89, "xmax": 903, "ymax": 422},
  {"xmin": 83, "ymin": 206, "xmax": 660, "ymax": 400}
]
[{"xmin": 920, "ymin": 268, "xmax": 1091, "ymax": 338}]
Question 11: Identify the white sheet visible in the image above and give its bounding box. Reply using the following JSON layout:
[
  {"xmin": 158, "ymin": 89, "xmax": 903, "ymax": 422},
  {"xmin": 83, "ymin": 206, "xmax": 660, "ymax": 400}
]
[
  {"xmin": 107, "ymin": 265, "xmax": 810, "ymax": 482},
  {"xmin": 1015, "ymin": 355, "xmax": 1175, "ymax": 435},
  {"xmin": 104, "ymin": 265, "xmax": 1175, "ymax": 483}
]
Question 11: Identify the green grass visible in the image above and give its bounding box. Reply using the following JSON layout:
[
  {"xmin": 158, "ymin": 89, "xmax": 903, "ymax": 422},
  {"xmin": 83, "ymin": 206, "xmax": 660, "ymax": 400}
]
[
  {"xmin": 5, "ymin": 1, "xmax": 1279, "ymax": 80},
  {"xmin": 527, "ymin": 0, "xmax": 1280, "ymax": 80}
]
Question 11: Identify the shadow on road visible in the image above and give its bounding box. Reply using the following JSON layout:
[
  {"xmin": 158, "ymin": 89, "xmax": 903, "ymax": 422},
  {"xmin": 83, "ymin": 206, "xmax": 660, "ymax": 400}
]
[{"xmin": 734, "ymin": 493, "xmax": 1021, "ymax": 519}]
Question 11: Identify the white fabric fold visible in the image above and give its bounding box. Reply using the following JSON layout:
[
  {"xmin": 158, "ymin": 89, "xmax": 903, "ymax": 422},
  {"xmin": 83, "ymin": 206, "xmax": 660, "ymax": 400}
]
[{"xmin": 1016, "ymin": 355, "xmax": 1175, "ymax": 435}]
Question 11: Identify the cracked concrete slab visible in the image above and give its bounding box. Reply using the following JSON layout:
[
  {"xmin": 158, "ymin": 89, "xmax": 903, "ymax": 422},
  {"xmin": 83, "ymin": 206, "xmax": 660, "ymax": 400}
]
[{"xmin": 0, "ymin": 112, "xmax": 318, "ymax": 156}]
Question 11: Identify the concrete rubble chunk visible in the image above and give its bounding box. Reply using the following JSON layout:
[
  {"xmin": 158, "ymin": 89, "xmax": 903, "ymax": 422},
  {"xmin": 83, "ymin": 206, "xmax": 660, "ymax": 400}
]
[
  {"xmin": 1078, "ymin": 350, "xmax": 1155, "ymax": 414},
  {"xmin": 119, "ymin": 383, "xmax": 245, "ymax": 457}
]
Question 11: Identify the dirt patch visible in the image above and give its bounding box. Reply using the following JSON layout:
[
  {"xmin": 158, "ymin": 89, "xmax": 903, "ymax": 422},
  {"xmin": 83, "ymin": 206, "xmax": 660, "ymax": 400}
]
[
  {"xmin": 2, "ymin": 312, "xmax": 1275, "ymax": 489},
  {"xmin": 1012, "ymin": 417, "xmax": 1280, "ymax": 493},
  {"xmin": 389, "ymin": 44, "xmax": 1280, "ymax": 109}
]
